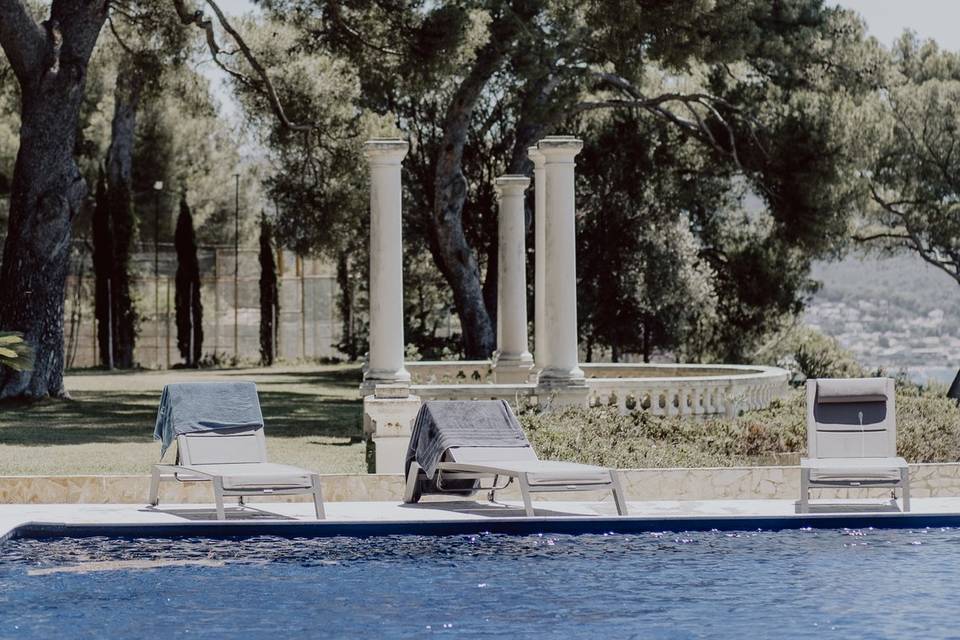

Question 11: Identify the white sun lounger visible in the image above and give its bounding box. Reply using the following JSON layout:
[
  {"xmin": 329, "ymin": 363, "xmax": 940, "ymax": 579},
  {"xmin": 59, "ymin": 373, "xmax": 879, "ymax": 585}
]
[
  {"xmin": 149, "ymin": 426, "xmax": 325, "ymax": 520},
  {"xmin": 148, "ymin": 382, "xmax": 324, "ymax": 520},
  {"xmin": 799, "ymin": 377, "xmax": 910, "ymax": 513},
  {"xmin": 403, "ymin": 401, "xmax": 628, "ymax": 517}
]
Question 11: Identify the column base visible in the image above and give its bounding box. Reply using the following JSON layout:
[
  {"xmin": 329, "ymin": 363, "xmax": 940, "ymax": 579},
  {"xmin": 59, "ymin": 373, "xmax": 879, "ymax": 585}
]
[
  {"xmin": 491, "ymin": 351, "xmax": 535, "ymax": 384},
  {"xmin": 362, "ymin": 385, "xmax": 421, "ymax": 474},
  {"xmin": 360, "ymin": 367, "xmax": 411, "ymax": 394},
  {"xmin": 536, "ymin": 365, "xmax": 586, "ymax": 387},
  {"xmin": 535, "ymin": 381, "xmax": 589, "ymax": 409}
]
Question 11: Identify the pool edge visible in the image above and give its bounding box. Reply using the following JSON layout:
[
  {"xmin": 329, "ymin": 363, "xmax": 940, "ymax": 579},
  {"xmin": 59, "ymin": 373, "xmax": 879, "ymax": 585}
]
[{"xmin": 11, "ymin": 511, "xmax": 960, "ymax": 540}]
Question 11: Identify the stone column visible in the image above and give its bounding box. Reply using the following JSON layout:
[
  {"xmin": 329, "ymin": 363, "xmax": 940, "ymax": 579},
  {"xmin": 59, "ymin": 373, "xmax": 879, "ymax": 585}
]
[
  {"xmin": 492, "ymin": 175, "xmax": 533, "ymax": 384},
  {"xmin": 528, "ymin": 146, "xmax": 547, "ymax": 376},
  {"xmin": 362, "ymin": 139, "xmax": 409, "ymax": 389},
  {"xmin": 538, "ymin": 136, "xmax": 585, "ymax": 388}
]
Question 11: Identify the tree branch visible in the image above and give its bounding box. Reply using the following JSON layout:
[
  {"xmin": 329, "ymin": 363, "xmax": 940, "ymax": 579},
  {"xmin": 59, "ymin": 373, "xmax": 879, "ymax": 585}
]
[
  {"xmin": 172, "ymin": 0, "xmax": 317, "ymax": 131},
  {"xmin": 0, "ymin": 0, "xmax": 45, "ymax": 82},
  {"xmin": 324, "ymin": 0, "xmax": 401, "ymax": 57}
]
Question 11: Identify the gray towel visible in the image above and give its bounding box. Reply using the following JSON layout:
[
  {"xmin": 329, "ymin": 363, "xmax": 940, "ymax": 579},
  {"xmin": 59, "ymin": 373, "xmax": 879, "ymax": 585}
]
[
  {"xmin": 153, "ymin": 381, "xmax": 264, "ymax": 458},
  {"xmin": 405, "ymin": 400, "xmax": 529, "ymax": 479}
]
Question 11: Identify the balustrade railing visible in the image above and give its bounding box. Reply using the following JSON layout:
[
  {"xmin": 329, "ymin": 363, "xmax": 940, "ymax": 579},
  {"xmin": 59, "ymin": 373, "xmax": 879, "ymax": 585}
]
[{"xmin": 401, "ymin": 361, "xmax": 790, "ymax": 417}]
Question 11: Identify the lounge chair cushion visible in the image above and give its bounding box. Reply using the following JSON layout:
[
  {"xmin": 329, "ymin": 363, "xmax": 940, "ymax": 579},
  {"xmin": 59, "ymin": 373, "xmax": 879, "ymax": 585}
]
[
  {"xmin": 802, "ymin": 456, "xmax": 907, "ymax": 484},
  {"xmin": 183, "ymin": 463, "xmax": 314, "ymax": 490},
  {"xmin": 809, "ymin": 468, "xmax": 903, "ymax": 483},
  {"xmin": 440, "ymin": 459, "xmax": 613, "ymax": 486},
  {"xmin": 816, "ymin": 378, "xmax": 888, "ymax": 404}
]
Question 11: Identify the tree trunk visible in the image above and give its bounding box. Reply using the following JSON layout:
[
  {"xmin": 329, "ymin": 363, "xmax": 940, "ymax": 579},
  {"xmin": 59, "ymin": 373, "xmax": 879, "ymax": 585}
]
[
  {"xmin": 0, "ymin": 2, "xmax": 107, "ymax": 398},
  {"xmin": 429, "ymin": 7, "xmax": 530, "ymax": 359},
  {"xmin": 335, "ymin": 251, "xmax": 359, "ymax": 361},
  {"xmin": 104, "ymin": 61, "xmax": 144, "ymax": 368}
]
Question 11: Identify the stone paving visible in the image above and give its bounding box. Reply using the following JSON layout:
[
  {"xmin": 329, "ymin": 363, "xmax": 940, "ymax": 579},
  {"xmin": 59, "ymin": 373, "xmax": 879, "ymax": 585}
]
[{"xmin": 4, "ymin": 497, "xmax": 960, "ymax": 541}]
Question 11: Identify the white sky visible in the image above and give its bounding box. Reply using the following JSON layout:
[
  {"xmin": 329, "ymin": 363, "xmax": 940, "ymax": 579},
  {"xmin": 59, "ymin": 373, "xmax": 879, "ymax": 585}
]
[{"xmin": 833, "ymin": 0, "xmax": 960, "ymax": 49}]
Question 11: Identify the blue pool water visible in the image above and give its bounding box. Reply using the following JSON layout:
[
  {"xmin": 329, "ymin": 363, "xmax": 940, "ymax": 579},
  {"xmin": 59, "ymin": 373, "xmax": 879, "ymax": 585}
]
[{"xmin": 0, "ymin": 528, "xmax": 956, "ymax": 639}]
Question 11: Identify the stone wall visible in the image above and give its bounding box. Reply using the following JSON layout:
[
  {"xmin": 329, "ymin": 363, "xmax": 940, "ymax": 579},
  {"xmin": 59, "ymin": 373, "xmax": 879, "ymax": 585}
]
[{"xmin": 3, "ymin": 463, "xmax": 958, "ymax": 504}]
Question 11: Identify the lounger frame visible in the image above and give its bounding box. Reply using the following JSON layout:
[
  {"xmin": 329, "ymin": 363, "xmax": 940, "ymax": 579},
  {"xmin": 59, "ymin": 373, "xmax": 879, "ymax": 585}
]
[
  {"xmin": 799, "ymin": 378, "xmax": 910, "ymax": 513},
  {"xmin": 148, "ymin": 427, "xmax": 325, "ymax": 520},
  {"xmin": 404, "ymin": 458, "xmax": 628, "ymax": 517}
]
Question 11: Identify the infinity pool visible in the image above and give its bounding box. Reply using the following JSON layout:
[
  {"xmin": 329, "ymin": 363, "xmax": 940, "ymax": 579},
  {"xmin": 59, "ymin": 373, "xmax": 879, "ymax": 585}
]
[{"xmin": 0, "ymin": 528, "xmax": 954, "ymax": 639}]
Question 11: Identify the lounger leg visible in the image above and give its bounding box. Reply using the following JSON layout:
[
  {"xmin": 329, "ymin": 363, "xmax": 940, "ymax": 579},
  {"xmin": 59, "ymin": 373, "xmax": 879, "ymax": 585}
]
[
  {"xmin": 799, "ymin": 469, "xmax": 810, "ymax": 514},
  {"xmin": 518, "ymin": 473, "xmax": 535, "ymax": 517},
  {"xmin": 311, "ymin": 474, "xmax": 326, "ymax": 520},
  {"xmin": 213, "ymin": 477, "xmax": 226, "ymax": 521},
  {"xmin": 403, "ymin": 463, "xmax": 422, "ymax": 504},
  {"xmin": 901, "ymin": 468, "xmax": 911, "ymax": 513},
  {"xmin": 148, "ymin": 466, "xmax": 161, "ymax": 506},
  {"xmin": 610, "ymin": 470, "xmax": 628, "ymax": 516}
]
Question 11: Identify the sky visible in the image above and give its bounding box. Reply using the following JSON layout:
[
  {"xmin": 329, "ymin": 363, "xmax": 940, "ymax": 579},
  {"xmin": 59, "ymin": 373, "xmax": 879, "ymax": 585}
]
[{"xmin": 833, "ymin": 0, "xmax": 960, "ymax": 50}]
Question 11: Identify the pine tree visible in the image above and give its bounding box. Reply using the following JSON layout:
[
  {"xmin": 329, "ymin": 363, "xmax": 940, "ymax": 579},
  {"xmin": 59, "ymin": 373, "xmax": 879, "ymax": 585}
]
[{"xmin": 174, "ymin": 194, "xmax": 203, "ymax": 366}]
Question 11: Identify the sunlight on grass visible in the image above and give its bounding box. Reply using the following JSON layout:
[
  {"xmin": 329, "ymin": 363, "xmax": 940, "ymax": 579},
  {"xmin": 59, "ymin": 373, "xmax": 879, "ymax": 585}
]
[{"xmin": 0, "ymin": 364, "xmax": 364, "ymax": 475}]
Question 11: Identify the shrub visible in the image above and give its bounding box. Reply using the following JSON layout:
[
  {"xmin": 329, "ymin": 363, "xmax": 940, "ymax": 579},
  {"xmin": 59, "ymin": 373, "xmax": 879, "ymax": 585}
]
[
  {"xmin": 0, "ymin": 332, "xmax": 34, "ymax": 371},
  {"xmin": 517, "ymin": 385, "xmax": 960, "ymax": 468}
]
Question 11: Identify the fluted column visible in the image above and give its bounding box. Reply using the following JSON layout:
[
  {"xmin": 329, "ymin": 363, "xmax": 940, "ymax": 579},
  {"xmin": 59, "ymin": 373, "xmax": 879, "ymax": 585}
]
[
  {"xmin": 538, "ymin": 136, "xmax": 585, "ymax": 387},
  {"xmin": 492, "ymin": 175, "xmax": 533, "ymax": 384},
  {"xmin": 362, "ymin": 139, "xmax": 410, "ymax": 388},
  {"xmin": 528, "ymin": 146, "xmax": 547, "ymax": 376}
]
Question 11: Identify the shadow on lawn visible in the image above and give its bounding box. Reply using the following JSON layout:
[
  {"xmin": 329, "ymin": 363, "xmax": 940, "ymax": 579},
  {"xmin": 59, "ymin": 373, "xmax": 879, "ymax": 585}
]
[{"xmin": 0, "ymin": 390, "xmax": 362, "ymax": 447}]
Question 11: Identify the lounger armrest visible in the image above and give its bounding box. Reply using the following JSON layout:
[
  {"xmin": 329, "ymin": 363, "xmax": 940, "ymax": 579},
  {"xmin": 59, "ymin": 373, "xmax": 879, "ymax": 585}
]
[{"xmin": 153, "ymin": 463, "xmax": 218, "ymax": 480}]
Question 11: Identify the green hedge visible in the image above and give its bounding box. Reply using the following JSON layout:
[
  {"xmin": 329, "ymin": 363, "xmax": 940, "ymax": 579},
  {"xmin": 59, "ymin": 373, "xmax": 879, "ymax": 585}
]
[{"xmin": 518, "ymin": 385, "xmax": 960, "ymax": 468}]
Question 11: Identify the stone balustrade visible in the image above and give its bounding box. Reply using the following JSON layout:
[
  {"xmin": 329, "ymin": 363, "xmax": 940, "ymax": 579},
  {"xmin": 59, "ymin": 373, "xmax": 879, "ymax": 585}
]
[
  {"xmin": 404, "ymin": 360, "xmax": 790, "ymax": 418},
  {"xmin": 406, "ymin": 360, "xmax": 493, "ymax": 384}
]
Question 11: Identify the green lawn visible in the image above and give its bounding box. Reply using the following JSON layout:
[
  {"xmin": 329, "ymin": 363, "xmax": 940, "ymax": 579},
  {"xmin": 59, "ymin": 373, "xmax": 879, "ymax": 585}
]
[{"xmin": 0, "ymin": 364, "xmax": 365, "ymax": 475}]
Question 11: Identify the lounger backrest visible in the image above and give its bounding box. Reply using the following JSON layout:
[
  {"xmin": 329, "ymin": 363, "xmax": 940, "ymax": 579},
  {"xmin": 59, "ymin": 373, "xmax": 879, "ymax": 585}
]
[
  {"xmin": 806, "ymin": 378, "xmax": 896, "ymax": 459},
  {"xmin": 177, "ymin": 426, "xmax": 269, "ymax": 465}
]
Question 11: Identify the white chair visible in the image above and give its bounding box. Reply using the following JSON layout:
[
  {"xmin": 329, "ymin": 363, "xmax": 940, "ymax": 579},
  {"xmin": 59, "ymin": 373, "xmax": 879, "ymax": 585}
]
[
  {"xmin": 403, "ymin": 400, "xmax": 628, "ymax": 517},
  {"xmin": 800, "ymin": 377, "xmax": 910, "ymax": 513}
]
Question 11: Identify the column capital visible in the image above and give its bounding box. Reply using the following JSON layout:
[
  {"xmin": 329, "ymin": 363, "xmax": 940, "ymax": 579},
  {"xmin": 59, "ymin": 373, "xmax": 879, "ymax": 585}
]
[
  {"xmin": 364, "ymin": 139, "xmax": 409, "ymax": 164},
  {"xmin": 495, "ymin": 175, "xmax": 530, "ymax": 197},
  {"xmin": 537, "ymin": 136, "xmax": 583, "ymax": 161},
  {"xmin": 527, "ymin": 146, "xmax": 545, "ymax": 166}
]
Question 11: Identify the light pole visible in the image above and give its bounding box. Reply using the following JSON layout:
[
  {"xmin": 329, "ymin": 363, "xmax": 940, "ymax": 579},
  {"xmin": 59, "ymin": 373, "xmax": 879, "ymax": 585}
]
[
  {"xmin": 234, "ymin": 174, "xmax": 240, "ymax": 361},
  {"xmin": 153, "ymin": 180, "xmax": 163, "ymax": 368}
]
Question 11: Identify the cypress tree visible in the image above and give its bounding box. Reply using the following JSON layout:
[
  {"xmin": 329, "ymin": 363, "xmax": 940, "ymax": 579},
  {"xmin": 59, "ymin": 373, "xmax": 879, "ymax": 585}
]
[
  {"xmin": 91, "ymin": 169, "xmax": 114, "ymax": 368},
  {"xmin": 106, "ymin": 179, "xmax": 137, "ymax": 368},
  {"xmin": 259, "ymin": 212, "xmax": 279, "ymax": 366},
  {"xmin": 174, "ymin": 195, "xmax": 203, "ymax": 366}
]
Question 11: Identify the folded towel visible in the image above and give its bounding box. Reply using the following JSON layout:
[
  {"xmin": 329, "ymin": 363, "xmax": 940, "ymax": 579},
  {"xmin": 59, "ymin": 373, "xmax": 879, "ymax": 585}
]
[
  {"xmin": 405, "ymin": 400, "xmax": 529, "ymax": 479},
  {"xmin": 153, "ymin": 381, "xmax": 264, "ymax": 458}
]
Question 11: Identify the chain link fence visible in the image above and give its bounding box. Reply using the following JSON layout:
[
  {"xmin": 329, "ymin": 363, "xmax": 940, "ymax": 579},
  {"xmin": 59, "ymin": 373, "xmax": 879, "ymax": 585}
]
[{"xmin": 62, "ymin": 242, "xmax": 344, "ymax": 369}]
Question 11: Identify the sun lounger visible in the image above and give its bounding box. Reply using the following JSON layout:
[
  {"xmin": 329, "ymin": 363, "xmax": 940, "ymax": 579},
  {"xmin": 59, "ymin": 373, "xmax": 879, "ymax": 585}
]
[
  {"xmin": 799, "ymin": 377, "xmax": 910, "ymax": 513},
  {"xmin": 403, "ymin": 400, "xmax": 628, "ymax": 516},
  {"xmin": 148, "ymin": 381, "xmax": 325, "ymax": 520}
]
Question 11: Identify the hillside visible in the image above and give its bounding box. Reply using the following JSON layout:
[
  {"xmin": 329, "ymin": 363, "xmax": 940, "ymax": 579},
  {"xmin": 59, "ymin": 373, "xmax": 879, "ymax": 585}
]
[{"xmin": 805, "ymin": 253, "xmax": 959, "ymax": 384}]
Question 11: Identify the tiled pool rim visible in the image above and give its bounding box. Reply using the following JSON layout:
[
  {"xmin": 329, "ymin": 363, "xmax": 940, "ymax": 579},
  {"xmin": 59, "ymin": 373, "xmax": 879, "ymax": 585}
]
[
  {"xmin": 4, "ymin": 462, "xmax": 960, "ymax": 504},
  {"xmin": 8, "ymin": 510, "xmax": 960, "ymax": 543}
]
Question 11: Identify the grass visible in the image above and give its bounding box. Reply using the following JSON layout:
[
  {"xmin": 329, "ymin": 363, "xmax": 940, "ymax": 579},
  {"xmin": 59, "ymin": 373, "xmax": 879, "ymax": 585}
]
[
  {"xmin": 0, "ymin": 364, "xmax": 365, "ymax": 475},
  {"xmin": 4, "ymin": 365, "xmax": 957, "ymax": 476}
]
